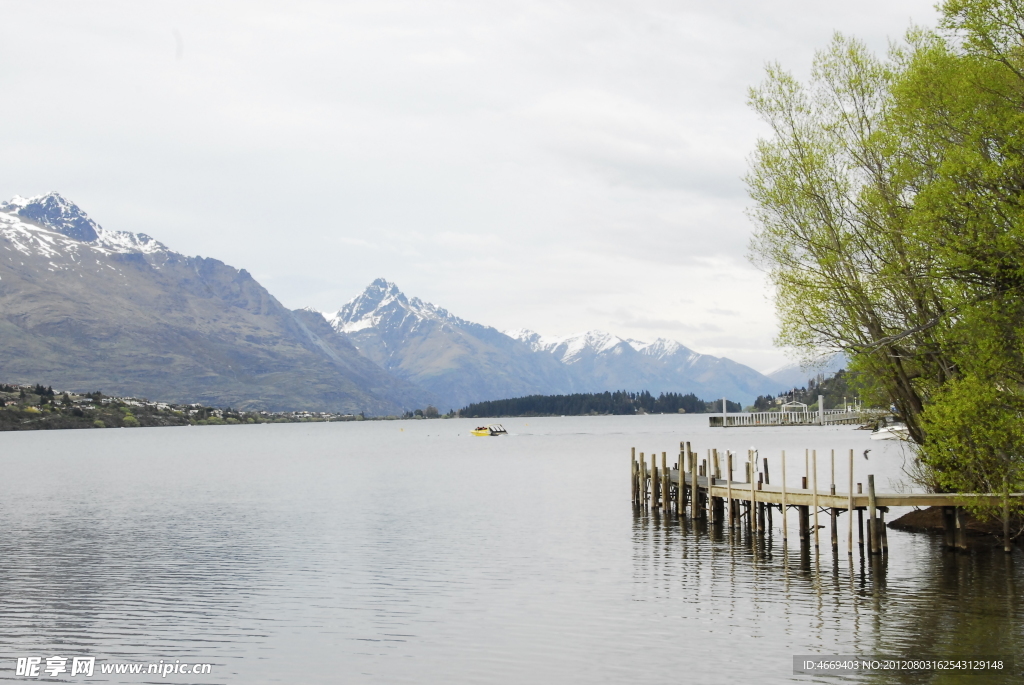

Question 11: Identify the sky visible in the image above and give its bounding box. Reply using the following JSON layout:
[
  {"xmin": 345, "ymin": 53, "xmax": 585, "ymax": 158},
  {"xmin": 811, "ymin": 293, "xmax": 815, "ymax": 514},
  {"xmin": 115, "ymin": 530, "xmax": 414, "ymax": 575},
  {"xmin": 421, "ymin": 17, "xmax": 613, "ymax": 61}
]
[{"xmin": 0, "ymin": 0, "xmax": 941, "ymax": 373}]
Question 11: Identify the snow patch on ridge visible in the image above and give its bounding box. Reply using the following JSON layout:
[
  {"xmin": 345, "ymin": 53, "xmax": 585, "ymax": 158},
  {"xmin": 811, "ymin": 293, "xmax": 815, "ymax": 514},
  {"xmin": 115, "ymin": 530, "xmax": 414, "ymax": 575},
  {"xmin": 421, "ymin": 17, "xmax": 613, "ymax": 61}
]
[{"xmin": 0, "ymin": 192, "xmax": 170, "ymax": 256}]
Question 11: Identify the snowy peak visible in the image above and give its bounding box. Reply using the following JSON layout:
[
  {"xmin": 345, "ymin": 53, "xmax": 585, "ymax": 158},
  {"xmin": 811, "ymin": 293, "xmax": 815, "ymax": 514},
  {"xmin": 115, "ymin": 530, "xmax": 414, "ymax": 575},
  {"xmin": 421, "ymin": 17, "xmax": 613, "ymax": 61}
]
[
  {"xmin": 327, "ymin": 279, "xmax": 467, "ymax": 335},
  {"xmin": 1, "ymin": 192, "xmax": 101, "ymax": 242},
  {"xmin": 0, "ymin": 192, "xmax": 169, "ymax": 255},
  {"xmin": 508, "ymin": 328, "xmax": 645, "ymax": 364},
  {"xmin": 628, "ymin": 337, "xmax": 698, "ymax": 362}
]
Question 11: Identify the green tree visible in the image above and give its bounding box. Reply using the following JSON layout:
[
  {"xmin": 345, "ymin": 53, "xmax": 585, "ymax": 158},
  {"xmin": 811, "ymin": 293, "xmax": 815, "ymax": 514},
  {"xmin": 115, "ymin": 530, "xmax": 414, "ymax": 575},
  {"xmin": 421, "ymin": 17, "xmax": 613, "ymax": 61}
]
[{"xmin": 747, "ymin": 1, "xmax": 1024, "ymax": 500}]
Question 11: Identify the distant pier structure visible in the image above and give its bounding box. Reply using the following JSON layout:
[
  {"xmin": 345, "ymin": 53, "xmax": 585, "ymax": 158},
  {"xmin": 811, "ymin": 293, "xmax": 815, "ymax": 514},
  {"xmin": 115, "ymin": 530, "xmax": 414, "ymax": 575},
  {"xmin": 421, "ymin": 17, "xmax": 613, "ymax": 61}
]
[{"xmin": 710, "ymin": 394, "xmax": 874, "ymax": 428}]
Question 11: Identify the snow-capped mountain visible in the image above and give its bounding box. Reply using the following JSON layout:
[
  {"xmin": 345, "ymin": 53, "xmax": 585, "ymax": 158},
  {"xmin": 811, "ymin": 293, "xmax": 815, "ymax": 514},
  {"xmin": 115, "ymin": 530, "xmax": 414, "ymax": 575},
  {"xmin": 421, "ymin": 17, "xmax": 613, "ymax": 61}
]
[
  {"xmin": 1, "ymin": 192, "xmax": 168, "ymax": 255},
  {"xmin": 0, "ymin": 194, "xmax": 431, "ymax": 413},
  {"xmin": 327, "ymin": 280, "xmax": 787, "ymax": 408},
  {"xmin": 326, "ymin": 279, "xmax": 576, "ymax": 408},
  {"xmin": 507, "ymin": 329, "xmax": 785, "ymax": 402}
]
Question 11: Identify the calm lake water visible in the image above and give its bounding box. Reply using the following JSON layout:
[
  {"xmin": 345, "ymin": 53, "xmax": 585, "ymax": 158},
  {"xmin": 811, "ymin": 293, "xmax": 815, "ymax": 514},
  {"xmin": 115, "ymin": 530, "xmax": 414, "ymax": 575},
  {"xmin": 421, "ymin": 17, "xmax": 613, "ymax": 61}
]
[{"xmin": 0, "ymin": 415, "xmax": 1021, "ymax": 684}]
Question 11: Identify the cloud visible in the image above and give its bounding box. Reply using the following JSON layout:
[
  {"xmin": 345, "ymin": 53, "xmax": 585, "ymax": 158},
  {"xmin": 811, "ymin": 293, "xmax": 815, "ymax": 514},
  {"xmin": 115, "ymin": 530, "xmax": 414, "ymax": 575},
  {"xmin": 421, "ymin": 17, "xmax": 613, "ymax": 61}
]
[{"xmin": 0, "ymin": 0, "xmax": 941, "ymax": 371}]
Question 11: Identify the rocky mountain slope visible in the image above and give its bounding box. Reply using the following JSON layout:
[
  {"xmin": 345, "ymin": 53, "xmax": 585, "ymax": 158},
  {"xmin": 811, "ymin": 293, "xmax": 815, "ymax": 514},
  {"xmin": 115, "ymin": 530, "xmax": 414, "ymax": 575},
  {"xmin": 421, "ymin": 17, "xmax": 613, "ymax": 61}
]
[
  {"xmin": 327, "ymin": 280, "xmax": 786, "ymax": 407},
  {"xmin": 326, "ymin": 279, "xmax": 576, "ymax": 408},
  {"xmin": 0, "ymin": 193, "xmax": 431, "ymax": 413}
]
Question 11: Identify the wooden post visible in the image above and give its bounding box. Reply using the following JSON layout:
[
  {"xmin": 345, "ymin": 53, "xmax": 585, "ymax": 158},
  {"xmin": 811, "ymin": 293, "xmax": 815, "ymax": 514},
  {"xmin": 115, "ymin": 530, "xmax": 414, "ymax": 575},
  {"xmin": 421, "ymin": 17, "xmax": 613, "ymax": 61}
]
[
  {"xmin": 868, "ymin": 475, "xmax": 879, "ymax": 555},
  {"xmin": 830, "ymin": 489, "xmax": 838, "ymax": 549},
  {"xmin": 781, "ymin": 450, "xmax": 788, "ymax": 543},
  {"xmin": 762, "ymin": 457, "xmax": 769, "ymax": 484},
  {"xmin": 727, "ymin": 451, "xmax": 734, "ymax": 528},
  {"xmin": 750, "ymin": 458, "xmax": 758, "ymax": 535},
  {"xmin": 879, "ymin": 508, "xmax": 888, "ymax": 554},
  {"xmin": 812, "ymin": 449, "xmax": 819, "ymax": 550},
  {"xmin": 829, "ymin": 449, "xmax": 837, "ymax": 548},
  {"xmin": 857, "ymin": 482, "xmax": 864, "ymax": 553},
  {"xmin": 640, "ymin": 453, "xmax": 647, "ymax": 507},
  {"xmin": 943, "ymin": 507, "xmax": 956, "ymax": 549},
  {"xmin": 661, "ymin": 452, "xmax": 669, "ymax": 512},
  {"xmin": 955, "ymin": 507, "xmax": 968, "ymax": 551},
  {"xmin": 757, "ymin": 473, "xmax": 766, "ymax": 531},
  {"xmin": 690, "ymin": 448, "xmax": 699, "ymax": 520},
  {"xmin": 653, "ymin": 454, "xmax": 660, "ymax": 510},
  {"xmin": 1004, "ymin": 483, "xmax": 1012, "ymax": 554},
  {"xmin": 677, "ymin": 451, "xmax": 685, "ymax": 514},
  {"xmin": 848, "ymin": 449, "xmax": 854, "ymax": 556}
]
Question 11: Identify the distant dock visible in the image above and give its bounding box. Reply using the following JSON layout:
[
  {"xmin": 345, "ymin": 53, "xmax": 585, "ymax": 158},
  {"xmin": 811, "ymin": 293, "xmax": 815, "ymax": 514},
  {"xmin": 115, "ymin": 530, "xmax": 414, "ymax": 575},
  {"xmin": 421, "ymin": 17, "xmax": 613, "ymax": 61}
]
[
  {"xmin": 709, "ymin": 394, "xmax": 881, "ymax": 427},
  {"xmin": 631, "ymin": 444, "xmax": 1022, "ymax": 555}
]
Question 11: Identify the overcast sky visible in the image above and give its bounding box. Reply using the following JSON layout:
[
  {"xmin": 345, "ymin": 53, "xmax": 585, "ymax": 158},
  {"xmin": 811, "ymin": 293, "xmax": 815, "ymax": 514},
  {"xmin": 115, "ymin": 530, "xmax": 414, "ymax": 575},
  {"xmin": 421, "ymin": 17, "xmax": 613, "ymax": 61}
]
[{"xmin": 0, "ymin": 0, "xmax": 940, "ymax": 373}]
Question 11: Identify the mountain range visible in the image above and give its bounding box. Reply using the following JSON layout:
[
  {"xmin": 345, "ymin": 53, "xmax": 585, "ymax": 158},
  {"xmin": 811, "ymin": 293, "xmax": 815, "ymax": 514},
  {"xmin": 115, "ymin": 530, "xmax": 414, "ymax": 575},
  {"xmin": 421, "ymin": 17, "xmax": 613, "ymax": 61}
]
[
  {"xmin": 1, "ymin": 192, "xmax": 798, "ymax": 413},
  {"xmin": 324, "ymin": 279, "xmax": 789, "ymax": 408},
  {"xmin": 0, "ymin": 193, "xmax": 431, "ymax": 413}
]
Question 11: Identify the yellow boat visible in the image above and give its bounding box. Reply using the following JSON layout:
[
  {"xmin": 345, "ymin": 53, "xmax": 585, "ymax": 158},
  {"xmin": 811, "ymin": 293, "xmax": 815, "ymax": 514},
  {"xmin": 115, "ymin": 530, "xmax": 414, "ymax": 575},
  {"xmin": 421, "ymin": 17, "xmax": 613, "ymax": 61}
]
[{"xmin": 471, "ymin": 424, "xmax": 507, "ymax": 436}]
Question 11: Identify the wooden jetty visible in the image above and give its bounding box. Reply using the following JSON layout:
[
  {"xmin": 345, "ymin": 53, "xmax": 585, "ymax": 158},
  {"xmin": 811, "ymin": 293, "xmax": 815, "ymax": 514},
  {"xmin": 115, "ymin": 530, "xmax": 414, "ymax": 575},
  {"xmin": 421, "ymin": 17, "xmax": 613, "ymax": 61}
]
[
  {"xmin": 708, "ymin": 394, "xmax": 883, "ymax": 427},
  {"xmin": 630, "ymin": 444, "xmax": 1024, "ymax": 555}
]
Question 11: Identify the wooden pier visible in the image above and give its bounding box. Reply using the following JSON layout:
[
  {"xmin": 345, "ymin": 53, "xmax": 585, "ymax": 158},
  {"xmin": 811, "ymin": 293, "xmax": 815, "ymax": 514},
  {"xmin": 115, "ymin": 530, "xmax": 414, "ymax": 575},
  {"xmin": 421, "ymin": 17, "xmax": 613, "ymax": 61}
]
[
  {"xmin": 630, "ymin": 444, "xmax": 1024, "ymax": 555},
  {"xmin": 708, "ymin": 394, "xmax": 884, "ymax": 427},
  {"xmin": 708, "ymin": 409, "xmax": 867, "ymax": 427}
]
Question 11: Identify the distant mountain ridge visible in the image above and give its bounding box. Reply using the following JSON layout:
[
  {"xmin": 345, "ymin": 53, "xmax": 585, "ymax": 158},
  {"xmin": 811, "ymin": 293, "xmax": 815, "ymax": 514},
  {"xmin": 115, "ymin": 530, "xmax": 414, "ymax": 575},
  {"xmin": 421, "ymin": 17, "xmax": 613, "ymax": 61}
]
[
  {"xmin": 325, "ymin": 280, "xmax": 788, "ymax": 408},
  {"xmin": 1, "ymin": 192, "xmax": 790, "ymax": 413},
  {"xmin": 505, "ymin": 328, "xmax": 784, "ymax": 403},
  {"xmin": 0, "ymin": 193, "xmax": 432, "ymax": 413},
  {"xmin": 767, "ymin": 353, "xmax": 848, "ymax": 390},
  {"xmin": 325, "ymin": 279, "xmax": 576, "ymax": 409}
]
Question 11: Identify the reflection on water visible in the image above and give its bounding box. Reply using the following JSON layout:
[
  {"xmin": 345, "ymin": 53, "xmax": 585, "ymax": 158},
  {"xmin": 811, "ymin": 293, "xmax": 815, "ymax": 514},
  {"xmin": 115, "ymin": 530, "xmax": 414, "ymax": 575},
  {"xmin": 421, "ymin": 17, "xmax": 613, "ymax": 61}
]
[
  {"xmin": 632, "ymin": 505, "xmax": 1024, "ymax": 684},
  {"xmin": 0, "ymin": 415, "xmax": 1020, "ymax": 684}
]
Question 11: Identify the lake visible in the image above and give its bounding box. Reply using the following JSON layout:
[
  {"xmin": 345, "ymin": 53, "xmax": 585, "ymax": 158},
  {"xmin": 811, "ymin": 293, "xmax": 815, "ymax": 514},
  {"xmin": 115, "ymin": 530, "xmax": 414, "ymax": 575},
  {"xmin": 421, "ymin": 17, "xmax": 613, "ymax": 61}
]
[{"xmin": 0, "ymin": 415, "xmax": 1021, "ymax": 683}]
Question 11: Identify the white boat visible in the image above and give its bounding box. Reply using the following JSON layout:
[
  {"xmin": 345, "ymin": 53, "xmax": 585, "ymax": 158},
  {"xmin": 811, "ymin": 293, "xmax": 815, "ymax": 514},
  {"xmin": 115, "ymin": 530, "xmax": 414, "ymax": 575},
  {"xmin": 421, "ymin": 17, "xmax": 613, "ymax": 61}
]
[{"xmin": 870, "ymin": 416, "xmax": 909, "ymax": 441}]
